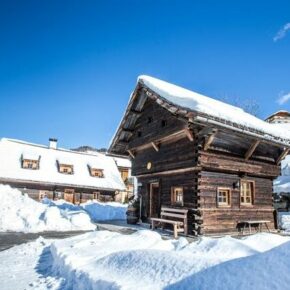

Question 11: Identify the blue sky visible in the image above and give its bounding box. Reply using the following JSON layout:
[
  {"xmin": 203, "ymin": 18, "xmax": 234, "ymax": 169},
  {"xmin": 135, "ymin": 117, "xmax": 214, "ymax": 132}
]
[{"xmin": 0, "ymin": 1, "xmax": 290, "ymax": 149}]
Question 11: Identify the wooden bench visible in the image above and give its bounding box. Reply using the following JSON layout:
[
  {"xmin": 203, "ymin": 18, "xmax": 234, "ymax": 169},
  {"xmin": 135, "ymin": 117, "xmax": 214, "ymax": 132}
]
[
  {"xmin": 151, "ymin": 207, "xmax": 188, "ymax": 238},
  {"xmin": 239, "ymin": 220, "xmax": 271, "ymax": 235}
]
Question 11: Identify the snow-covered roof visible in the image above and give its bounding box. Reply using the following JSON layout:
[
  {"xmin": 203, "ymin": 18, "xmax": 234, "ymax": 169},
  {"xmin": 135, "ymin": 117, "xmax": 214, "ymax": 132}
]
[
  {"xmin": 112, "ymin": 156, "xmax": 131, "ymax": 168},
  {"xmin": 138, "ymin": 75, "xmax": 290, "ymax": 145},
  {"xmin": 0, "ymin": 138, "xmax": 125, "ymax": 191},
  {"xmin": 109, "ymin": 76, "xmax": 290, "ymax": 154}
]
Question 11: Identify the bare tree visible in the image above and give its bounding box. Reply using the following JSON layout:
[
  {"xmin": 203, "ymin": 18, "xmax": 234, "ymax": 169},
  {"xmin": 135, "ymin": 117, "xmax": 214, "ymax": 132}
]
[{"xmin": 219, "ymin": 94, "xmax": 260, "ymax": 117}]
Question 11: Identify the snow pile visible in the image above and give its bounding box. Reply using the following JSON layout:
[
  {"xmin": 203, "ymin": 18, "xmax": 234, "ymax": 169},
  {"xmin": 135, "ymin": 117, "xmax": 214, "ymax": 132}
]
[
  {"xmin": 44, "ymin": 198, "xmax": 128, "ymax": 221},
  {"xmin": 0, "ymin": 237, "xmax": 63, "ymax": 290},
  {"xmin": 274, "ymin": 155, "xmax": 290, "ymax": 193},
  {"xmin": 277, "ymin": 212, "xmax": 290, "ymax": 231},
  {"xmin": 81, "ymin": 200, "xmax": 127, "ymax": 221},
  {"xmin": 50, "ymin": 230, "xmax": 290, "ymax": 289},
  {"xmin": 138, "ymin": 75, "xmax": 290, "ymax": 143},
  {"xmin": 0, "ymin": 185, "xmax": 96, "ymax": 232}
]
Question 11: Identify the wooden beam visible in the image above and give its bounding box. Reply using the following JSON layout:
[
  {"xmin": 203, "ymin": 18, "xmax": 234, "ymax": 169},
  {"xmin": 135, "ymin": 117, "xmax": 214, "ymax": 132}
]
[
  {"xmin": 127, "ymin": 149, "xmax": 135, "ymax": 159},
  {"xmin": 136, "ymin": 166, "xmax": 202, "ymax": 178},
  {"xmin": 151, "ymin": 142, "xmax": 159, "ymax": 152},
  {"xmin": 245, "ymin": 140, "xmax": 260, "ymax": 160},
  {"xmin": 128, "ymin": 129, "xmax": 186, "ymax": 152},
  {"xmin": 276, "ymin": 148, "xmax": 290, "ymax": 165},
  {"xmin": 122, "ymin": 128, "xmax": 134, "ymax": 133},
  {"xmin": 130, "ymin": 109, "xmax": 142, "ymax": 115},
  {"xmin": 204, "ymin": 130, "xmax": 218, "ymax": 151},
  {"xmin": 184, "ymin": 128, "xmax": 194, "ymax": 142}
]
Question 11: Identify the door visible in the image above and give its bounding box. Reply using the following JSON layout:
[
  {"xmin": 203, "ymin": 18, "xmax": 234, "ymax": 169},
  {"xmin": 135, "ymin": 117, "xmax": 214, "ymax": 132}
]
[
  {"xmin": 149, "ymin": 183, "xmax": 160, "ymax": 218},
  {"xmin": 64, "ymin": 189, "xmax": 75, "ymax": 204}
]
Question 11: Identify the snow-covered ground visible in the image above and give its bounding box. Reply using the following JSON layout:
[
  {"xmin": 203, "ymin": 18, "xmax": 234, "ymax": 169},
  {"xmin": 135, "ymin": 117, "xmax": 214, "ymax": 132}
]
[
  {"xmin": 0, "ymin": 185, "xmax": 96, "ymax": 232},
  {"xmin": 1, "ymin": 230, "xmax": 290, "ymax": 290}
]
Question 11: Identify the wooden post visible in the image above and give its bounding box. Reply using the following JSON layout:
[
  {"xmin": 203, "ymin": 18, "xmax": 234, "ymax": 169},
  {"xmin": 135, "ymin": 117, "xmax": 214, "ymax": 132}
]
[
  {"xmin": 276, "ymin": 148, "xmax": 290, "ymax": 165},
  {"xmin": 184, "ymin": 128, "xmax": 194, "ymax": 142},
  {"xmin": 204, "ymin": 129, "xmax": 218, "ymax": 151},
  {"xmin": 127, "ymin": 149, "xmax": 135, "ymax": 159},
  {"xmin": 174, "ymin": 224, "xmax": 178, "ymax": 239},
  {"xmin": 245, "ymin": 140, "xmax": 260, "ymax": 160},
  {"xmin": 151, "ymin": 142, "xmax": 159, "ymax": 152}
]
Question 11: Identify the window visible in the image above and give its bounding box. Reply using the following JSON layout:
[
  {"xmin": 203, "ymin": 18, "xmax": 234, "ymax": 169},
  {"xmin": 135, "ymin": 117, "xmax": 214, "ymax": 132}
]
[
  {"xmin": 217, "ymin": 188, "xmax": 231, "ymax": 207},
  {"xmin": 147, "ymin": 116, "xmax": 153, "ymax": 124},
  {"xmin": 39, "ymin": 191, "xmax": 49, "ymax": 201},
  {"xmin": 240, "ymin": 180, "xmax": 255, "ymax": 205},
  {"xmin": 22, "ymin": 159, "xmax": 39, "ymax": 170},
  {"xmin": 137, "ymin": 131, "xmax": 142, "ymax": 137},
  {"xmin": 161, "ymin": 120, "xmax": 167, "ymax": 127},
  {"xmin": 119, "ymin": 168, "xmax": 129, "ymax": 181},
  {"xmin": 59, "ymin": 164, "xmax": 74, "ymax": 175},
  {"xmin": 171, "ymin": 187, "xmax": 184, "ymax": 206},
  {"xmin": 90, "ymin": 168, "xmax": 104, "ymax": 178}
]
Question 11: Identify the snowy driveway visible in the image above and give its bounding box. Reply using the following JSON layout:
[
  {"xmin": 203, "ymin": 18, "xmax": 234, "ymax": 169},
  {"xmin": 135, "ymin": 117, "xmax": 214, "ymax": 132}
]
[{"xmin": 0, "ymin": 231, "xmax": 91, "ymax": 251}]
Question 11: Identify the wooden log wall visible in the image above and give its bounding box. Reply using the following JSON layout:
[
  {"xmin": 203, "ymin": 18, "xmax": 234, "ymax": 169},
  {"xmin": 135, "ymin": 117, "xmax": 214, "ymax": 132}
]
[
  {"xmin": 198, "ymin": 150, "xmax": 280, "ymax": 178},
  {"xmin": 128, "ymin": 98, "xmax": 186, "ymax": 149},
  {"xmin": 131, "ymin": 137, "xmax": 197, "ymax": 176},
  {"xmin": 198, "ymin": 171, "xmax": 275, "ymax": 234}
]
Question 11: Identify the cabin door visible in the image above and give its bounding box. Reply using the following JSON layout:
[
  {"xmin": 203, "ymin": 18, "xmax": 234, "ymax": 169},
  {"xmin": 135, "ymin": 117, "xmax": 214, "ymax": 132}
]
[{"xmin": 149, "ymin": 183, "xmax": 160, "ymax": 218}]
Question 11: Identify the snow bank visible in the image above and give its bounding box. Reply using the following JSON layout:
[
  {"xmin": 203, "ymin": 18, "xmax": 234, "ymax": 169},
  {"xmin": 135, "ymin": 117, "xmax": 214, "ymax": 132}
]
[
  {"xmin": 50, "ymin": 230, "xmax": 290, "ymax": 289},
  {"xmin": 0, "ymin": 237, "xmax": 63, "ymax": 290},
  {"xmin": 274, "ymin": 155, "xmax": 290, "ymax": 193},
  {"xmin": 81, "ymin": 200, "xmax": 127, "ymax": 221},
  {"xmin": 0, "ymin": 185, "xmax": 96, "ymax": 232},
  {"xmin": 277, "ymin": 212, "xmax": 290, "ymax": 231},
  {"xmin": 45, "ymin": 198, "xmax": 128, "ymax": 221}
]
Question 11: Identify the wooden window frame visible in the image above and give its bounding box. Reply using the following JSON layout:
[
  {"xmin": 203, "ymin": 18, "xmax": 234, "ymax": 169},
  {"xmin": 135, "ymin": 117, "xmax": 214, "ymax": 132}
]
[
  {"xmin": 90, "ymin": 168, "xmax": 105, "ymax": 178},
  {"xmin": 171, "ymin": 186, "xmax": 184, "ymax": 206},
  {"xmin": 22, "ymin": 159, "xmax": 39, "ymax": 170},
  {"xmin": 217, "ymin": 187, "xmax": 231, "ymax": 207},
  {"xmin": 240, "ymin": 179, "xmax": 255, "ymax": 206},
  {"xmin": 59, "ymin": 164, "xmax": 74, "ymax": 175},
  {"xmin": 119, "ymin": 168, "xmax": 129, "ymax": 182}
]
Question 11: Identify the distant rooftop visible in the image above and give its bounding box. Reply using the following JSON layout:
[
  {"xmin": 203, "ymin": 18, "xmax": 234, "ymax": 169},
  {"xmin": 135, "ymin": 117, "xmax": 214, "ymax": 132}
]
[{"xmin": 0, "ymin": 138, "xmax": 125, "ymax": 191}]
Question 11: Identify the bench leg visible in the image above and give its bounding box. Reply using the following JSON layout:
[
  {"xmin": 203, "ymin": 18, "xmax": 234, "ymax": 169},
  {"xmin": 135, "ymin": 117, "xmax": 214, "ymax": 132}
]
[
  {"xmin": 173, "ymin": 224, "xmax": 178, "ymax": 239},
  {"xmin": 265, "ymin": 222, "xmax": 270, "ymax": 233},
  {"xmin": 151, "ymin": 220, "xmax": 155, "ymax": 230}
]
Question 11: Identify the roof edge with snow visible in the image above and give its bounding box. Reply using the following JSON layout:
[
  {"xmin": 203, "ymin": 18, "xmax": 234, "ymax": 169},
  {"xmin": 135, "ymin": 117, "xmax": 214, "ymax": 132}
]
[{"xmin": 109, "ymin": 75, "xmax": 290, "ymax": 154}]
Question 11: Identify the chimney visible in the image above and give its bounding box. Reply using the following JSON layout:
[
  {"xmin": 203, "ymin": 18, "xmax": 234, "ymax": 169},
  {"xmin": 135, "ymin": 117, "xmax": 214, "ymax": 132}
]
[{"xmin": 49, "ymin": 138, "xmax": 58, "ymax": 149}]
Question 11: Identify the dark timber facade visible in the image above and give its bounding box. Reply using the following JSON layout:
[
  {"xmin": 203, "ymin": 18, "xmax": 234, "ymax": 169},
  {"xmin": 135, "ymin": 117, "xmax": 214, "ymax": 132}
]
[{"xmin": 109, "ymin": 77, "xmax": 288, "ymax": 235}]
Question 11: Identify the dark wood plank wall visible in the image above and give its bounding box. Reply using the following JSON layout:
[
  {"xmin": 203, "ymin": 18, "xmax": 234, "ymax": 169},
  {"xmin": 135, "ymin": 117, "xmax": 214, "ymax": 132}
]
[
  {"xmin": 198, "ymin": 171, "xmax": 275, "ymax": 234},
  {"xmin": 198, "ymin": 150, "xmax": 280, "ymax": 177},
  {"xmin": 128, "ymin": 98, "xmax": 186, "ymax": 149},
  {"xmin": 131, "ymin": 137, "xmax": 197, "ymax": 176}
]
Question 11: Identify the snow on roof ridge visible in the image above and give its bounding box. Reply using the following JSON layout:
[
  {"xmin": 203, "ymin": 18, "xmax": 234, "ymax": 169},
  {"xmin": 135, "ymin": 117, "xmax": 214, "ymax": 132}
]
[
  {"xmin": 138, "ymin": 75, "xmax": 245, "ymax": 113},
  {"xmin": 137, "ymin": 75, "xmax": 290, "ymax": 144}
]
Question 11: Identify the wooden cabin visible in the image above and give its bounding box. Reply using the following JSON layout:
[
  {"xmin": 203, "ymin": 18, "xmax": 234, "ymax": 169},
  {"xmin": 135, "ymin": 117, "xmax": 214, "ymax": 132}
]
[
  {"xmin": 0, "ymin": 138, "xmax": 125, "ymax": 203},
  {"xmin": 109, "ymin": 75, "xmax": 290, "ymax": 235}
]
